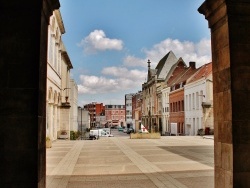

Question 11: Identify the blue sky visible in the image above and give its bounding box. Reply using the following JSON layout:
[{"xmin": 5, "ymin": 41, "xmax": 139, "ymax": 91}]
[{"xmin": 59, "ymin": 0, "xmax": 211, "ymax": 106}]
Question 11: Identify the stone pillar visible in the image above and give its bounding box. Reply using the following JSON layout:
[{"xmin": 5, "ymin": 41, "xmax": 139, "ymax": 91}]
[
  {"xmin": 0, "ymin": 0, "xmax": 59, "ymax": 187},
  {"xmin": 199, "ymin": 0, "xmax": 250, "ymax": 187}
]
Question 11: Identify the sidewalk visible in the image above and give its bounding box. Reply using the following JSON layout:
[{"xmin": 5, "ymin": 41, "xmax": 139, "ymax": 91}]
[{"xmin": 46, "ymin": 136, "xmax": 214, "ymax": 188}]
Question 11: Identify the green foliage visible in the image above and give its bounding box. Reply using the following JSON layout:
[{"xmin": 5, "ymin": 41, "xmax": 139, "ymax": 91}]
[
  {"xmin": 70, "ymin": 131, "xmax": 83, "ymax": 140},
  {"xmin": 70, "ymin": 131, "xmax": 78, "ymax": 140}
]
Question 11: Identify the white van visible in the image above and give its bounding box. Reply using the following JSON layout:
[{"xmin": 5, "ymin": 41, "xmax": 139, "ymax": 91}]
[{"xmin": 89, "ymin": 129, "xmax": 114, "ymax": 138}]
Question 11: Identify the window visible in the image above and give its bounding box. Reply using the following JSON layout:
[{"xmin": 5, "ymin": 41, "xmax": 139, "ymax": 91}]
[
  {"xmin": 185, "ymin": 95, "xmax": 188, "ymax": 111},
  {"xmin": 196, "ymin": 92, "xmax": 199, "ymax": 109},
  {"xmin": 192, "ymin": 93, "xmax": 195, "ymax": 109},
  {"xmin": 48, "ymin": 34, "xmax": 54, "ymax": 63},
  {"xmin": 189, "ymin": 94, "xmax": 191, "ymax": 110}
]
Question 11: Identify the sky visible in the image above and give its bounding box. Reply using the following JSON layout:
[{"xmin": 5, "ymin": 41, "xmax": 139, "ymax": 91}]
[{"xmin": 59, "ymin": 0, "xmax": 211, "ymax": 106}]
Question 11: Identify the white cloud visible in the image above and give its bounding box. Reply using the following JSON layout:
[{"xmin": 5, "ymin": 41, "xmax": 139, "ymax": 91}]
[
  {"xmin": 77, "ymin": 37, "xmax": 211, "ymax": 105},
  {"xmin": 78, "ymin": 67, "xmax": 147, "ymax": 95},
  {"xmin": 123, "ymin": 55, "xmax": 147, "ymax": 67},
  {"xmin": 78, "ymin": 75, "xmax": 118, "ymax": 94},
  {"xmin": 123, "ymin": 38, "xmax": 211, "ymax": 68},
  {"xmin": 101, "ymin": 66, "xmax": 146, "ymax": 80},
  {"xmin": 144, "ymin": 38, "xmax": 211, "ymax": 68},
  {"xmin": 78, "ymin": 30, "xmax": 123, "ymax": 54}
]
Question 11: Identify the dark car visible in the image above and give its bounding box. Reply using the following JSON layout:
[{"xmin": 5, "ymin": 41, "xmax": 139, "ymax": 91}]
[
  {"xmin": 127, "ymin": 128, "xmax": 134, "ymax": 134},
  {"xmin": 89, "ymin": 135, "xmax": 98, "ymax": 140}
]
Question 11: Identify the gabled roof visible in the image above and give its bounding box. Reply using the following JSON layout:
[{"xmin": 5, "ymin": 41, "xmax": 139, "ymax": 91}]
[
  {"xmin": 187, "ymin": 62, "xmax": 212, "ymax": 84},
  {"xmin": 155, "ymin": 51, "xmax": 178, "ymax": 80},
  {"xmin": 167, "ymin": 61, "xmax": 198, "ymax": 88},
  {"xmin": 164, "ymin": 57, "xmax": 186, "ymax": 83}
]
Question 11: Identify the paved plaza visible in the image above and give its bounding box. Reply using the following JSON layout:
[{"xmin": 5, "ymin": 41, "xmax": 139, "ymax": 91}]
[{"xmin": 46, "ymin": 134, "xmax": 214, "ymax": 188}]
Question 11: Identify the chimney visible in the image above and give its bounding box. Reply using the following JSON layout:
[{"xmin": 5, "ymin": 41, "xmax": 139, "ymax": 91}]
[{"xmin": 189, "ymin": 61, "xmax": 196, "ymax": 69}]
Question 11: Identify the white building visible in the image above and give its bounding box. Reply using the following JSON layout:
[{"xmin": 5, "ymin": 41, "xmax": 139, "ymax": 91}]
[
  {"xmin": 184, "ymin": 63, "xmax": 213, "ymax": 136},
  {"xmin": 70, "ymin": 79, "xmax": 78, "ymax": 131},
  {"xmin": 161, "ymin": 87, "xmax": 170, "ymax": 135},
  {"xmin": 46, "ymin": 9, "xmax": 74, "ymax": 141},
  {"xmin": 78, "ymin": 108, "xmax": 90, "ymax": 131}
]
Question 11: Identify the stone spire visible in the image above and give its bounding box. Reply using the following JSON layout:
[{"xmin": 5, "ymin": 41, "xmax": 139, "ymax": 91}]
[{"xmin": 147, "ymin": 59, "xmax": 151, "ymax": 82}]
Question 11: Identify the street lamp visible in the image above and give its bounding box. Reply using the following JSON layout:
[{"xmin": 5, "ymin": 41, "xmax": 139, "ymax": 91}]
[{"xmin": 78, "ymin": 106, "xmax": 83, "ymax": 140}]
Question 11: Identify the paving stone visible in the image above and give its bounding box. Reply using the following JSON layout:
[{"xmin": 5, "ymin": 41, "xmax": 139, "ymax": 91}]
[{"xmin": 46, "ymin": 136, "xmax": 214, "ymax": 188}]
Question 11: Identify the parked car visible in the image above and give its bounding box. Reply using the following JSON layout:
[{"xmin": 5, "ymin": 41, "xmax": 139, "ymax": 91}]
[
  {"xmin": 89, "ymin": 135, "xmax": 98, "ymax": 140},
  {"xmin": 118, "ymin": 127, "xmax": 124, "ymax": 132},
  {"xmin": 101, "ymin": 130, "xmax": 114, "ymax": 137},
  {"xmin": 127, "ymin": 128, "xmax": 134, "ymax": 134},
  {"xmin": 123, "ymin": 128, "xmax": 128, "ymax": 133}
]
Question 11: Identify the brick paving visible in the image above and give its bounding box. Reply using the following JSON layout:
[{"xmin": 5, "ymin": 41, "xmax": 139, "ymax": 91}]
[{"xmin": 46, "ymin": 135, "xmax": 214, "ymax": 188}]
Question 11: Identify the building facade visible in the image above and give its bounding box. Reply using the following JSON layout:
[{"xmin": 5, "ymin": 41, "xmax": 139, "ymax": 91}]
[
  {"xmin": 184, "ymin": 62, "xmax": 213, "ymax": 135},
  {"xmin": 161, "ymin": 87, "xmax": 171, "ymax": 135},
  {"xmin": 132, "ymin": 91, "xmax": 142, "ymax": 131},
  {"xmin": 105, "ymin": 105, "xmax": 125, "ymax": 127},
  {"xmin": 168, "ymin": 60, "xmax": 198, "ymax": 135},
  {"xmin": 95, "ymin": 113, "xmax": 106, "ymax": 128},
  {"xmin": 78, "ymin": 107, "xmax": 90, "ymax": 132},
  {"xmin": 69, "ymin": 79, "xmax": 78, "ymax": 132},
  {"xmin": 83, "ymin": 102, "xmax": 105, "ymax": 128},
  {"xmin": 46, "ymin": 10, "xmax": 74, "ymax": 141},
  {"xmin": 142, "ymin": 51, "xmax": 178, "ymax": 132},
  {"xmin": 125, "ymin": 93, "xmax": 134, "ymax": 128}
]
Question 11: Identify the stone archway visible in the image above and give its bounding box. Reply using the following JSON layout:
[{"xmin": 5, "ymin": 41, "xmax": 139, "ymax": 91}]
[
  {"xmin": 199, "ymin": 1, "xmax": 250, "ymax": 187},
  {"xmin": 1, "ymin": 0, "xmax": 60, "ymax": 187},
  {"xmin": 1, "ymin": 0, "xmax": 249, "ymax": 187}
]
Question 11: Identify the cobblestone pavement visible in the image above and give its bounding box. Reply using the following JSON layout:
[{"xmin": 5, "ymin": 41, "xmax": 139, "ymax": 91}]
[{"xmin": 46, "ymin": 135, "xmax": 214, "ymax": 188}]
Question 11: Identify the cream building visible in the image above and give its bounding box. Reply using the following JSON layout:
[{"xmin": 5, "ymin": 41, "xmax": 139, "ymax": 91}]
[
  {"xmin": 69, "ymin": 79, "xmax": 78, "ymax": 132},
  {"xmin": 46, "ymin": 10, "xmax": 75, "ymax": 141},
  {"xmin": 161, "ymin": 86, "xmax": 171, "ymax": 135},
  {"xmin": 142, "ymin": 51, "xmax": 177, "ymax": 132}
]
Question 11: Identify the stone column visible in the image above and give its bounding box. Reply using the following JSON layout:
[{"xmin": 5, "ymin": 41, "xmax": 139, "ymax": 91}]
[
  {"xmin": 0, "ymin": 0, "xmax": 59, "ymax": 187},
  {"xmin": 199, "ymin": 0, "xmax": 250, "ymax": 187}
]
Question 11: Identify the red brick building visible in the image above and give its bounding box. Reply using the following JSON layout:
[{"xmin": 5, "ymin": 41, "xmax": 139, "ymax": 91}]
[
  {"xmin": 132, "ymin": 91, "xmax": 142, "ymax": 131},
  {"xmin": 105, "ymin": 105, "xmax": 125, "ymax": 127},
  {"xmin": 84, "ymin": 102, "xmax": 105, "ymax": 128},
  {"xmin": 168, "ymin": 59, "xmax": 198, "ymax": 135}
]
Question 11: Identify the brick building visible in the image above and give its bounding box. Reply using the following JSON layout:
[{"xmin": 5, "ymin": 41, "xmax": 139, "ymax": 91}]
[
  {"xmin": 168, "ymin": 60, "xmax": 198, "ymax": 135},
  {"xmin": 105, "ymin": 105, "xmax": 125, "ymax": 128},
  {"xmin": 132, "ymin": 91, "xmax": 142, "ymax": 132},
  {"xmin": 83, "ymin": 102, "xmax": 105, "ymax": 128}
]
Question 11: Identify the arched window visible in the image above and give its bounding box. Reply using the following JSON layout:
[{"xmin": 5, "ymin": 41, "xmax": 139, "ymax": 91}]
[
  {"xmin": 54, "ymin": 91, "xmax": 57, "ymax": 104},
  {"xmin": 48, "ymin": 87, "xmax": 53, "ymax": 103},
  {"xmin": 58, "ymin": 93, "xmax": 61, "ymax": 104}
]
